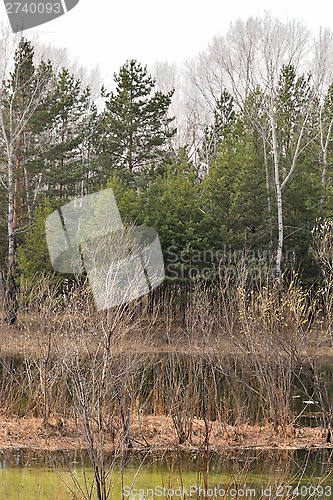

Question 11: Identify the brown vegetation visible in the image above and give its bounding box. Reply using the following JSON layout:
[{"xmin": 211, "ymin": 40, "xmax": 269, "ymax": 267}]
[
  {"xmin": 0, "ymin": 415, "xmax": 331, "ymax": 452},
  {"xmin": 0, "ymin": 252, "xmax": 333, "ymax": 498}
]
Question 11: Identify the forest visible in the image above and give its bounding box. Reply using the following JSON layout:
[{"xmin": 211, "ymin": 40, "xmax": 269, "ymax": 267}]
[
  {"xmin": 0, "ymin": 15, "xmax": 333, "ymax": 500},
  {"xmin": 0, "ymin": 17, "xmax": 333, "ymax": 314}
]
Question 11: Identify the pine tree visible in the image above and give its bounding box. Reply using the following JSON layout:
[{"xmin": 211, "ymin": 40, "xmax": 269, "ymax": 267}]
[
  {"xmin": 16, "ymin": 197, "xmax": 54, "ymax": 286},
  {"xmin": 97, "ymin": 60, "xmax": 176, "ymax": 180},
  {"xmin": 200, "ymin": 128, "xmax": 270, "ymax": 265},
  {"xmin": 8, "ymin": 38, "xmax": 52, "ymax": 231},
  {"xmin": 0, "ymin": 37, "xmax": 52, "ymax": 324},
  {"xmin": 42, "ymin": 68, "xmax": 93, "ymax": 200},
  {"xmin": 201, "ymin": 88, "xmax": 236, "ymax": 166}
]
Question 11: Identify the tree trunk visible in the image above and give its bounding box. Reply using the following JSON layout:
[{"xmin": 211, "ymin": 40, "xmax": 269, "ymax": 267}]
[
  {"xmin": 3, "ymin": 151, "xmax": 19, "ymax": 325},
  {"xmin": 270, "ymin": 114, "xmax": 283, "ymax": 278},
  {"xmin": 320, "ymin": 116, "xmax": 333, "ymax": 206},
  {"xmin": 128, "ymin": 88, "xmax": 133, "ymax": 173},
  {"xmin": 0, "ymin": 266, "xmax": 18, "ymax": 325},
  {"xmin": 263, "ymin": 140, "xmax": 273, "ymax": 248},
  {"xmin": 13, "ymin": 134, "xmax": 23, "ymax": 230}
]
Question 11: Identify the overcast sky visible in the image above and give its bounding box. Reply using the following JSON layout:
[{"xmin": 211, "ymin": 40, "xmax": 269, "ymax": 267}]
[{"xmin": 1, "ymin": 0, "xmax": 333, "ymax": 85}]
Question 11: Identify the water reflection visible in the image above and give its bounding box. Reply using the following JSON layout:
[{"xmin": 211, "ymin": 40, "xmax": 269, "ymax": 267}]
[{"xmin": 0, "ymin": 448, "xmax": 332, "ymax": 499}]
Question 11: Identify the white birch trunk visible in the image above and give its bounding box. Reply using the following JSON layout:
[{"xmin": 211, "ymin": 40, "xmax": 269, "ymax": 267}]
[
  {"xmin": 320, "ymin": 113, "xmax": 333, "ymax": 206},
  {"xmin": 7, "ymin": 149, "xmax": 15, "ymax": 269},
  {"xmin": 270, "ymin": 113, "xmax": 284, "ymax": 277}
]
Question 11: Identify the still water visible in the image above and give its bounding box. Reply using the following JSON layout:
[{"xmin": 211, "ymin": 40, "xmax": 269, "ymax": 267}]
[{"xmin": 0, "ymin": 448, "xmax": 332, "ymax": 499}]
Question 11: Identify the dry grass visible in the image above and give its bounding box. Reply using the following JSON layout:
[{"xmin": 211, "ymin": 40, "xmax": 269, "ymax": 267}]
[{"xmin": 0, "ymin": 414, "xmax": 331, "ymax": 452}]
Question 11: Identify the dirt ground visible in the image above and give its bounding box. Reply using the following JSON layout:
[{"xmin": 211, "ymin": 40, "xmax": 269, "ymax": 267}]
[{"xmin": 0, "ymin": 414, "xmax": 331, "ymax": 452}]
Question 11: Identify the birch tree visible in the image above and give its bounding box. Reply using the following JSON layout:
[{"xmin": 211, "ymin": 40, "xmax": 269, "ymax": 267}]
[
  {"xmin": 0, "ymin": 35, "xmax": 52, "ymax": 324},
  {"xmin": 318, "ymin": 84, "xmax": 333, "ymax": 207},
  {"xmin": 186, "ymin": 15, "xmax": 331, "ymax": 277}
]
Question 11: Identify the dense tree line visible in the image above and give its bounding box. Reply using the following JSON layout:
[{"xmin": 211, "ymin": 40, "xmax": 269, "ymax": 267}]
[{"xmin": 1, "ymin": 16, "xmax": 333, "ymax": 324}]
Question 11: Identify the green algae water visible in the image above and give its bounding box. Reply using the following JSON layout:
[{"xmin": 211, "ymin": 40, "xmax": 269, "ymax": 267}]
[{"xmin": 0, "ymin": 449, "xmax": 332, "ymax": 499}]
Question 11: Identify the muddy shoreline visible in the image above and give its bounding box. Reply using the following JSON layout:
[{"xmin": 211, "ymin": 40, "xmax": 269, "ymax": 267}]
[{"xmin": 0, "ymin": 415, "xmax": 332, "ymax": 453}]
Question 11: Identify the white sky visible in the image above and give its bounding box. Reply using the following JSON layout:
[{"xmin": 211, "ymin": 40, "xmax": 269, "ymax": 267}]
[{"xmin": 1, "ymin": 0, "xmax": 333, "ymax": 86}]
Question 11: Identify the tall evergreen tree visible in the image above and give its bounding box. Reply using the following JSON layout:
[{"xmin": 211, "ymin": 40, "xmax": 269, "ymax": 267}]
[
  {"xmin": 96, "ymin": 60, "xmax": 176, "ymax": 181},
  {"xmin": 201, "ymin": 128, "xmax": 269, "ymax": 258},
  {"xmin": 201, "ymin": 88, "xmax": 236, "ymax": 167},
  {"xmin": 42, "ymin": 68, "xmax": 93, "ymax": 200}
]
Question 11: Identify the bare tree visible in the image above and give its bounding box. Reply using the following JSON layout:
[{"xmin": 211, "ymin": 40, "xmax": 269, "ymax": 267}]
[{"xmin": 185, "ymin": 15, "xmax": 333, "ymax": 277}]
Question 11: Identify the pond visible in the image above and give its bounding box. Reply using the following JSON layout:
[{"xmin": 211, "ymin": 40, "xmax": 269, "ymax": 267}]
[{"xmin": 0, "ymin": 448, "xmax": 332, "ymax": 499}]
